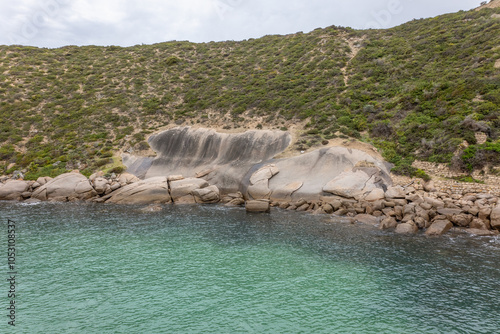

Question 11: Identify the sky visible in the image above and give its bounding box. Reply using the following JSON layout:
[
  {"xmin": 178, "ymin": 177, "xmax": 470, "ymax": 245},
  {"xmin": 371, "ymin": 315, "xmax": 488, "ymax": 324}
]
[{"xmin": 0, "ymin": 0, "xmax": 484, "ymax": 48}]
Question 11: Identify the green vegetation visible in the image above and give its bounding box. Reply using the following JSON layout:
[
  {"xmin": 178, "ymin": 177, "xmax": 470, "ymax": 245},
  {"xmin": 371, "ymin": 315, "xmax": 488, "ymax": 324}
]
[
  {"xmin": 449, "ymin": 175, "xmax": 485, "ymax": 184},
  {"xmin": 0, "ymin": 8, "xmax": 499, "ymax": 178}
]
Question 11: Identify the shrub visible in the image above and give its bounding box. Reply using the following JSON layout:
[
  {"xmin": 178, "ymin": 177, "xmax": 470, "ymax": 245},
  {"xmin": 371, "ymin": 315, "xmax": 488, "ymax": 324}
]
[
  {"xmin": 95, "ymin": 158, "xmax": 112, "ymax": 167},
  {"xmin": 108, "ymin": 166, "xmax": 125, "ymax": 174}
]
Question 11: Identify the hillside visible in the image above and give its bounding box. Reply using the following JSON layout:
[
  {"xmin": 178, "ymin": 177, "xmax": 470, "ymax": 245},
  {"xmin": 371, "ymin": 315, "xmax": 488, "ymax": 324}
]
[
  {"xmin": 0, "ymin": 7, "xmax": 499, "ymax": 180},
  {"xmin": 477, "ymin": 0, "xmax": 500, "ymax": 10}
]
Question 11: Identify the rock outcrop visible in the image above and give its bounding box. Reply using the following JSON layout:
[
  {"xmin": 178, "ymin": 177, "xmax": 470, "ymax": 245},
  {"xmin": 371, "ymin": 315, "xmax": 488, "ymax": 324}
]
[
  {"xmin": 104, "ymin": 177, "xmax": 171, "ymax": 204},
  {"xmin": 265, "ymin": 147, "xmax": 392, "ymax": 202},
  {"xmin": 0, "ymin": 180, "xmax": 30, "ymax": 200},
  {"xmin": 122, "ymin": 128, "xmax": 392, "ymax": 202},
  {"xmin": 169, "ymin": 178, "xmax": 209, "ymax": 204},
  {"xmin": 32, "ymin": 172, "xmax": 97, "ymax": 201},
  {"xmin": 124, "ymin": 127, "xmax": 291, "ymax": 193}
]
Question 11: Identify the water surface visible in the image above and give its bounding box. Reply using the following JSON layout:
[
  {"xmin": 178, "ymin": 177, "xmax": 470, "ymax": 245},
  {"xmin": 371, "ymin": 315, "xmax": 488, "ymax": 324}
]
[{"xmin": 2, "ymin": 202, "xmax": 499, "ymax": 333}]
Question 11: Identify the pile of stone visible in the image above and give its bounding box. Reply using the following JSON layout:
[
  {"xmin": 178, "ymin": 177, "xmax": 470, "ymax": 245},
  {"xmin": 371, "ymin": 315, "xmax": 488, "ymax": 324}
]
[
  {"xmin": 261, "ymin": 184, "xmax": 499, "ymax": 236},
  {"xmin": 1, "ymin": 168, "xmax": 499, "ymax": 237},
  {"xmin": 0, "ymin": 171, "xmax": 220, "ymax": 205}
]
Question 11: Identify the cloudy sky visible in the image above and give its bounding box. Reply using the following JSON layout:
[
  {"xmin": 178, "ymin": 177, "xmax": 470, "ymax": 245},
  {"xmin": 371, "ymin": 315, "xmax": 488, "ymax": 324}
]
[{"xmin": 0, "ymin": 0, "xmax": 483, "ymax": 48}]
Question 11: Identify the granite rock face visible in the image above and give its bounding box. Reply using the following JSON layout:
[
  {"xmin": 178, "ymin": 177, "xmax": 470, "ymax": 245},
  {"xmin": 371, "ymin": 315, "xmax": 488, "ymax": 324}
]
[
  {"xmin": 266, "ymin": 147, "xmax": 392, "ymax": 202},
  {"xmin": 125, "ymin": 127, "xmax": 291, "ymax": 193},
  {"xmin": 122, "ymin": 127, "xmax": 393, "ymax": 202}
]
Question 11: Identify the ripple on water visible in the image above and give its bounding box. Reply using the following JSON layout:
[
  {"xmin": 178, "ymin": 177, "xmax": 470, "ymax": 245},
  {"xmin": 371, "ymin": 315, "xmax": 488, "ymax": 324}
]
[{"xmin": 2, "ymin": 202, "xmax": 499, "ymax": 333}]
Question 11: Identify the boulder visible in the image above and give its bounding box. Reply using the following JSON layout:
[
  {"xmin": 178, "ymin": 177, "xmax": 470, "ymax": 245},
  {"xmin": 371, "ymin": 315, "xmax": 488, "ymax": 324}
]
[
  {"xmin": 246, "ymin": 200, "xmax": 271, "ymax": 213},
  {"xmin": 426, "ymin": 220, "xmax": 453, "ymax": 236},
  {"xmin": 406, "ymin": 194, "xmax": 424, "ymax": 204},
  {"xmin": 490, "ymin": 203, "xmax": 500, "ymax": 231},
  {"xmin": 195, "ymin": 169, "xmax": 212, "ymax": 178},
  {"xmin": 323, "ymin": 169, "xmax": 376, "ymax": 200},
  {"xmin": 296, "ymin": 204, "xmax": 310, "ymax": 212},
  {"xmin": 249, "ymin": 165, "xmax": 279, "ymax": 184},
  {"xmin": 450, "ymin": 213, "xmax": 473, "ymax": 227},
  {"xmin": 170, "ymin": 178, "xmax": 209, "ymax": 203},
  {"xmin": 270, "ymin": 182, "xmax": 303, "ymax": 201},
  {"xmin": 89, "ymin": 171, "xmax": 104, "ymax": 182},
  {"xmin": 423, "ymin": 180, "xmax": 437, "ymax": 192},
  {"xmin": 36, "ymin": 176, "xmax": 53, "ymax": 186},
  {"xmin": 248, "ymin": 180, "xmax": 272, "ymax": 200},
  {"xmin": 247, "ymin": 165, "xmax": 279, "ymax": 200},
  {"xmin": 192, "ymin": 185, "xmax": 220, "ymax": 204},
  {"xmin": 294, "ymin": 199, "xmax": 308, "ymax": 207},
  {"xmin": 380, "ymin": 216, "xmax": 398, "ymax": 230},
  {"xmin": 425, "ymin": 197, "xmax": 445, "ymax": 209},
  {"xmin": 385, "ymin": 186, "xmax": 406, "ymax": 199},
  {"xmin": 32, "ymin": 173, "xmax": 97, "ymax": 201},
  {"xmin": 470, "ymin": 218, "xmax": 490, "ymax": 230},
  {"xmin": 437, "ymin": 208, "xmax": 464, "ymax": 219},
  {"xmin": 414, "ymin": 217, "xmax": 428, "ymax": 229},
  {"xmin": 419, "ymin": 202, "xmax": 432, "ymax": 210},
  {"xmin": 117, "ymin": 172, "xmax": 140, "ymax": 186},
  {"xmin": 405, "ymin": 186, "xmax": 416, "ymax": 195},
  {"xmin": 225, "ymin": 198, "xmax": 245, "ymax": 207},
  {"xmin": 110, "ymin": 182, "xmax": 121, "ymax": 191},
  {"xmin": 92, "ymin": 177, "xmax": 109, "ymax": 195},
  {"xmin": 395, "ymin": 222, "xmax": 419, "ymax": 234},
  {"xmin": 105, "ymin": 177, "xmax": 171, "ymax": 204},
  {"xmin": 104, "ymin": 184, "xmax": 112, "ymax": 195},
  {"xmin": 364, "ymin": 188, "xmax": 385, "ymax": 202},
  {"xmin": 0, "ymin": 180, "xmax": 31, "ymax": 200},
  {"xmin": 479, "ymin": 206, "xmax": 492, "ymax": 221},
  {"xmin": 167, "ymin": 175, "xmax": 184, "ymax": 182},
  {"xmin": 322, "ymin": 203, "xmax": 334, "ymax": 214}
]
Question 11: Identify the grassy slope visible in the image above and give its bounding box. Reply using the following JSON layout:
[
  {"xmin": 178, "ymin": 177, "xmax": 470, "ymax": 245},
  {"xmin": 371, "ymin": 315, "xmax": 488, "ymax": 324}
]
[{"xmin": 0, "ymin": 8, "xmax": 499, "ymax": 179}]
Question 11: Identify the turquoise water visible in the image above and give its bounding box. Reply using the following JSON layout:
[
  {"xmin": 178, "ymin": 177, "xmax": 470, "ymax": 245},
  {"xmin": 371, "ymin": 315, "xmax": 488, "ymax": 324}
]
[{"xmin": 2, "ymin": 202, "xmax": 500, "ymax": 333}]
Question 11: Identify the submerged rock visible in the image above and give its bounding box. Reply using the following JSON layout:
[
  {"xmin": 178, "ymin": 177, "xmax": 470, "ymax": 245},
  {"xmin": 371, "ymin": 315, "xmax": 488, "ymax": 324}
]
[{"xmin": 139, "ymin": 204, "xmax": 163, "ymax": 212}]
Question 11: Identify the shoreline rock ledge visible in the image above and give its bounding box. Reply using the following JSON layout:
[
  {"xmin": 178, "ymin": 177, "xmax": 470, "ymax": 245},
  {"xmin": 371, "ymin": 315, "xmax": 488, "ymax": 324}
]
[{"xmin": 1, "ymin": 127, "xmax": 499, "ymax": 238}]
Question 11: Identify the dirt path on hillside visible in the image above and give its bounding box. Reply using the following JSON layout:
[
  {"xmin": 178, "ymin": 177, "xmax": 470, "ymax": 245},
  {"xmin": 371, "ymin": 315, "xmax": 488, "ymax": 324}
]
[{"xmin": 340, "ymin": 36, "xmax": 365, "ymax": 87}]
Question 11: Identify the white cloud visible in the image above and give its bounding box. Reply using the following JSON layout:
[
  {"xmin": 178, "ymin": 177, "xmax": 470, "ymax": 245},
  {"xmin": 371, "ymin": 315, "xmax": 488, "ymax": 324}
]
[{"xmin": 0, "ymin": 0, "xmax": 482, "ymax": 48}]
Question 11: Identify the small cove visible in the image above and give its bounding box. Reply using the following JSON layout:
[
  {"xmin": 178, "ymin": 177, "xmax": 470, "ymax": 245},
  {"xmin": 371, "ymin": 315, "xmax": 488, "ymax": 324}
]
[{"xmin": 2, "ymin": 201, "xmax": 500, "ymax": 333}]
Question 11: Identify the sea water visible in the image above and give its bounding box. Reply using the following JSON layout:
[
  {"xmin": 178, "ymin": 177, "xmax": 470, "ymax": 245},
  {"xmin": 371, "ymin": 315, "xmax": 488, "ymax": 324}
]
[{"xmin": 1, "ymin": 202, "xmax": 499, "ymax": 333}]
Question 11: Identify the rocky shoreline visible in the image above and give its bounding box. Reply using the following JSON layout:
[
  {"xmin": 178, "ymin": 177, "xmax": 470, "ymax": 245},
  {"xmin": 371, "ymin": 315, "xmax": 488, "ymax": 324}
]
[{"xmin": 1, "ymin": 170, "xmax": 499, "ymax": 238}]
